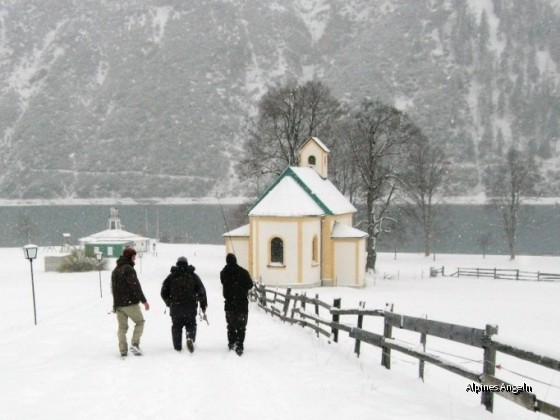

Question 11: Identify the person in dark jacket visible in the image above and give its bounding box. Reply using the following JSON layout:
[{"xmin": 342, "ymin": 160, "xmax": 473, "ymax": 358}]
[
  {"xmin": 220, "ymin": 253, "xmax": 253, "ymax": 356},
  {"xmin": 111, "ymin": 247, "xmax": 150, "ymax": 357},
  {"xmin": 161, "ymin": 256, "xmax": 207, "ymax": 353}
]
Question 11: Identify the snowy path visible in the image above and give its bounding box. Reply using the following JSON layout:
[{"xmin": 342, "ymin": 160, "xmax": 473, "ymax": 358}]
[{"xmin": 0, "ymin": 245, "xmax": 532, "ymax": 419}]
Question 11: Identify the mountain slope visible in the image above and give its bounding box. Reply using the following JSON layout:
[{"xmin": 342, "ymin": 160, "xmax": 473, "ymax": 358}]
[{"xmin": 0, "ymin": 0, "xmax": 559, "ymax": 198}]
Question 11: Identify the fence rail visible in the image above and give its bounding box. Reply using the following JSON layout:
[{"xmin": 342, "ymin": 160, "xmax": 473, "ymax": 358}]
[
  {"xmin": 252, "ymin": 283, "xmax": 560, "ymax": 419},
  {"xmin": 430, "ymin": 266, "xmax": 560, "ymax": 282}
]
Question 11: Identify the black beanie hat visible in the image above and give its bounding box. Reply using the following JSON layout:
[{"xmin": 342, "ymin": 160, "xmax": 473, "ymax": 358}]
[
  {"xmin": 226, "ymin": 253, "xmax": 237, "ymax": 265},
  {"xmin": 122, "ymin": 247, "xmax": 137, "ymax": 259},
  {"xmin": 177, "ymin": 256, "xmax": 188, "ymax": 265}
]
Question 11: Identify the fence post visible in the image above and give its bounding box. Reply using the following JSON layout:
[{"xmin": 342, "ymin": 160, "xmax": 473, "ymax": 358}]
[
  {"xmin": 442, "ymin": 266, "xmax": 445, "ymax": 276},
  {"xmin": 482, "ymin": 324, "xmax": 499, "ymax": 413},
  {"xmin": 291, "ymin": 293, "xmax": 299, "ymax": 320},
  {"xmin": 419, "ymin": 315, "xmax": 427, "ymax": 381},
  {"xmin": 282, "ymin": 288, "xmax": 292, "ymax": 317},
  {"xmin": 315, "ymin": 293, "xmax": 320, "ymax": 337},
  {"xmin": 259, "ymin": 283, "xmax": 267, "ymax": 308},
  {"xmin": 332, "ymin": 298, "xmax": 341, "ymax": 343},
  {"xmin": 381, "ymin": 303, "xmax": 394, "ymax": 369},
  {"xmin": 354, "ymin": 302, "xmax": 365, "ymax": 357}
]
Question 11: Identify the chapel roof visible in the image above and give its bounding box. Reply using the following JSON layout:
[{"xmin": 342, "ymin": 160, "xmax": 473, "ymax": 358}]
[
  {"xmin": 299, "ymin": 136, "xmax": 330, "ymax": 153},
  {"xmin": 223, "ymin": 224, "xmax": 250, "ymax": 237},
  {"xmin": 249, "ymin": 166, "xmax": 356, "ymax": 217},
  {"xmin": 79, "ymin": 228, "xmax": 149, "ymax": 243},
  {"xmin": 331, "ymin": 221, "xmax": 368, "ymax": 239}
]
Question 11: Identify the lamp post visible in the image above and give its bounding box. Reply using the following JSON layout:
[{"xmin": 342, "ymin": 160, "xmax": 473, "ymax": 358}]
[
  {"xmin": 138, "ymin": 251, "xmax": 143, "ymax": 274},
  {"xmin": 95, "ymin": 251, "xmax": 103, "ymax": 298},
  {"xmin": 23, "ymin": 244, "xmax": 38, "ymax": 326}
]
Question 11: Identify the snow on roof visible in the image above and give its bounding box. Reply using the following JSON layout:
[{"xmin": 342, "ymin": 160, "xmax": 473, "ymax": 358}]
[
  {"xmin": 79, "ymin": 229, "xmax": 149, "ymax": 243},
  {"xmin": 250, "ymin": 176, "xmax": 325, "ymax": 216},
  {"xmin": 290, "ymin": 167, "xmax": 356, "ymax": 214},
  {"xmin": 331, "ymin": 222, "xmax": 368, "ymax": 239},
  {"xmin": 223, "ymin": 224, "xmax": 250, "ymax": 237},
  {"xmin": 249, "ymin": 167, "xmax": 356, "ymax": 217},
  {"xmin": 300, "ymin": 137, "xmax": 330, "ymax": 153}
]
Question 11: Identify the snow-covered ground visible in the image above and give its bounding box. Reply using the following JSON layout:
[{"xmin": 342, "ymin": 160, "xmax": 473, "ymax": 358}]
[{"xmin": 1, "ymin": 244, "xmax": 559, "ymax": 419}]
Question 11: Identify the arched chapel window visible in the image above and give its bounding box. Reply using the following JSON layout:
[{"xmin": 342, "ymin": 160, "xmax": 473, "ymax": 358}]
[
  {"xmin": 308, "ymin": 155, "xmax": 316, "ymax": 165},
  {"xmin": 271, "ymin": 237, "xmax": 284, "ymax": 264}
]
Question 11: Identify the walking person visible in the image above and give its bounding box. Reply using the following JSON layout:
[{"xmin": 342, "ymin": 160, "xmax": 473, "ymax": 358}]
[
  {"xmin": 111, "ymin": 247, "xmax": 150, "ymax": 358},
  {"xmin": 220, "ymin": 253, "xmax": 253, "ymax": 356},
  {"xmin": 161, "ymin": 257, "xmax": 207, "ymax": 353}
]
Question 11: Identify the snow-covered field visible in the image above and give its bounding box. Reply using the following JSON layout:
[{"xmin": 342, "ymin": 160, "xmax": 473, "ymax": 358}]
[{"xmin": 1, "ymin": 244, "xmax": 559, "ymax": 419}]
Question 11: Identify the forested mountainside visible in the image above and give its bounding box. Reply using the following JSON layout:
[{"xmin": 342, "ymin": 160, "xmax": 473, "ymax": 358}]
[{"xmin": 0, "ymin": 0, "xmax": 558, "ymax": 199}]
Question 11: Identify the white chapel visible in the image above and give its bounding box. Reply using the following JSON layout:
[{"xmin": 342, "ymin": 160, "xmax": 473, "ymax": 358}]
[{"xmin": 224, "ymin": 137, "xmax": 368, "ymax": 288}]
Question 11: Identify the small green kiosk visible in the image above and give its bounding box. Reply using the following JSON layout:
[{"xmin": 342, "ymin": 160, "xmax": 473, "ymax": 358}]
[
  {"xmin": 84, "ymin": 241, "xmax": 133, "ymax": 258},
  {"xmin": 79, "ymin": 208, "xmax": 151, "ymax": 258}
]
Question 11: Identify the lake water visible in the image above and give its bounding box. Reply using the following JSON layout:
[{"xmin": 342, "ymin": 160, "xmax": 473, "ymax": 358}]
[
  {"xmin": 374, "ymin": 204, "xmax": 560, "ymax": 256},
  {"xmin": 1, "ymin": 204, "xmax": 559, "ymax": 255},
  {"xmin": 0, "ymin": 204, "xmax": 239, "ymax": 249}
]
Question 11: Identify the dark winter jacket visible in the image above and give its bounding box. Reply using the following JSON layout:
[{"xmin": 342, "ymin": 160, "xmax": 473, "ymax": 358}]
[
  {"xmin": 160, "ymin": 263, "xmax": 208, "ymax": 315},
  {"xmin": 111, "ymin": 256, "xmax": 147, "ymax": 310},
  {"xmin": 220, "ymin": 261, "xmax": 254, "ymax": 312}
]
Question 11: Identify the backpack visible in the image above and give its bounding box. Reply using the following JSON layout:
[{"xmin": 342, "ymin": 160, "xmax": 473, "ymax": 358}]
[{"xmin": 170, "ymin": 270, "xmax": 196, "ymax": 305}]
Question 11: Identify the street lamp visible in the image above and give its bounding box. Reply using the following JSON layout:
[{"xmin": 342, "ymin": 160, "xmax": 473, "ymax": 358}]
[
  {"xmin": 95, "ymin": 251, "xmax": 103, "ymax": 298},
  {"xmin": 137, "ymin": 251, "xmax": 143, "ymax": 274},
  {"xmin": 22, "ymin": 244, "xmax": 38, "ymax": 326}
]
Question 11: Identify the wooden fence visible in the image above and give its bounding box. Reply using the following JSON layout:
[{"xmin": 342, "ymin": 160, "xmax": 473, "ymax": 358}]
[
  {"xmin": 430, "ymin": 266, "xmax": 560, "ymax": 282},
  {"xmin": 251, "ymin": 284, "xmax": 560, "ymax": 419}
]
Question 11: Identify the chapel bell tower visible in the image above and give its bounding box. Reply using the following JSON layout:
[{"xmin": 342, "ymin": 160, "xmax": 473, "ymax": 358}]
[
  {"xmin": 108, "ymin": 207, "xmax": 123, "ymax": 230},
  {"xmin": 298, "ymin": 137, "xmax": 329, "ymax": 179}
]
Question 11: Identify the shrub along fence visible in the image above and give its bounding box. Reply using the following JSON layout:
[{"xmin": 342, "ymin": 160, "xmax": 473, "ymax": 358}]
[
  {"xmin": 251, "ymin": 284, "xmax": 560, "ymax": 419},
  {"xmin": 430, "ymin": 266, "xmax": 560, "ymax": 281}
]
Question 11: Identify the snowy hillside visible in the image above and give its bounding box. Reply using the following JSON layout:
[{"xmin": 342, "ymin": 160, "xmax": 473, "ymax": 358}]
[{"xmin": 0, "ymin": 0, "xmax": 559, "ymax": 199}]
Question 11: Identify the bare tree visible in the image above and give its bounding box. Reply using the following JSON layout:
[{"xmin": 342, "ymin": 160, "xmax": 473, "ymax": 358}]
[
  {"xmin": 237, "ymin": 80, "xmax": 342, "ymax": 192},
  {"xmin": 341, "ymin": 100, "xmax": 422, "ymax": 270},
  {"xmin": 485, "ymin": 147, "xmax": 538, "ymax": 259},
  {"xmin": 381, "ymin": 215, "xmax": 409, "ymax": 260},
  {"xmin": 328, "ymin": 127, "xmax": 360, "ymax": 203},
  {"xmin": 475, "ymin": 232, "xmax": 493, "ymax": 258},
  {"xmin": 16, "ymin": 213, "xmax": 40, "ymax": 244},
  {"xmin": 229, "ymin": 201, "xmax": 252, "ymax": 229},
  {"xmin": 403, "ymin": 139, "xmax": 449, "ymax": 256}
]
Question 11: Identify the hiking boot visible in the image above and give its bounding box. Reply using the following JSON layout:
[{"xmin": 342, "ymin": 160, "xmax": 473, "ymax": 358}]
[
  {"xmin": 186, "ymin": 338, "xmax": 194, "ymax": 353},
  {"xmin": 228, "ymin": 343, "xmax": 235, "ymax": 351},
  {"xmin": 130, "ymin": 344, "xmax": 142, "ymax": 356},
  {"xmin": 235, "ymin": 346, "xmax": 244, "ymax": 356}
]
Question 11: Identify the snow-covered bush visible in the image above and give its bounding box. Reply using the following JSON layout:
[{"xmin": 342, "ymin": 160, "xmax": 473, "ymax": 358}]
[{"xmin": 58, "ymin": 249, "xmax": 106, "ymax": 272}]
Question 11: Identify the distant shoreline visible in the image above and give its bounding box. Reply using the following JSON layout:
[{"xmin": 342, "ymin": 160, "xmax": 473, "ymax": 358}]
[
  {"xmin": 0, "ymin": 195, "xmax": 558, "ymax": 207},
  {"xmin": 0, "ymin": 197, "xmax": 252, "ymax": 206}
]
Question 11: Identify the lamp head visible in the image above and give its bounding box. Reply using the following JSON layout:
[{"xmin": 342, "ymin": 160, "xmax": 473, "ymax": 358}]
[{"xmin": 23, "ymin": 244, "xmax": 38, "ymax": 260}]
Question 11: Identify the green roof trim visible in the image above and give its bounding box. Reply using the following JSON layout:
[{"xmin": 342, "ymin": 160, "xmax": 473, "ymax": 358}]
[
  {"xmin": 248, "ymin": 167, "xmax": 333, "ymax": 215},
  {"xmin": 247, "ymin": 167, "xmax": 290, "ymax": 214}
]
